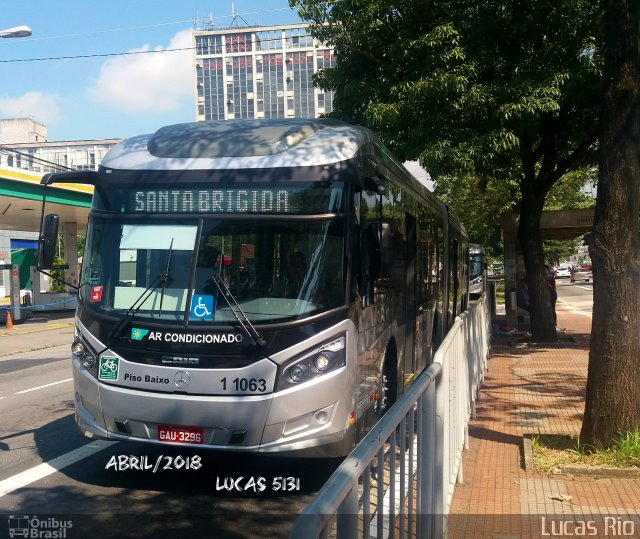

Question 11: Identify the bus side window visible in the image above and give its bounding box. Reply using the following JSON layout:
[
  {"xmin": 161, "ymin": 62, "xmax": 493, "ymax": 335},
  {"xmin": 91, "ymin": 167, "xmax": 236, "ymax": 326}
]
[
  {"xmin": 360, "ymin": 223, "xmax": 376, "ymax": 307},
  {"xmin": 360, "ymin": 187, "xmax": 380, "ymax": 307},
  {"xmin": 379, "ymin": 222, "xmax": 392, "ymax": 279}
]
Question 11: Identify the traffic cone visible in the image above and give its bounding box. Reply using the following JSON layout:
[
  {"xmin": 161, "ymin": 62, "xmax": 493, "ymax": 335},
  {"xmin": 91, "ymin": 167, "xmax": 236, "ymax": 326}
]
[{"xmin": 5, "ymin": 309, "xmax": 13, "ymax": 330}]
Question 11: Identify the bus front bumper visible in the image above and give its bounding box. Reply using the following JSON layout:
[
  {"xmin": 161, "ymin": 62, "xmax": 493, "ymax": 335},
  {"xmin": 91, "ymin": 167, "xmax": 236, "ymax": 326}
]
[{"xmin": 73, "ymin": 359, "xmax": 354, "ymax": 457}]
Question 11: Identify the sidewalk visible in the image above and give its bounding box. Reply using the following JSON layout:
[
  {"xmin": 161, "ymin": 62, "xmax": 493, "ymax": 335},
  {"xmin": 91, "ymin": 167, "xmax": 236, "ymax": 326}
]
[
  {"xmin": 0, "ymin": 310, "xmax": 75, "ymax": 357},
  {"xmin": 448, "ymin": 303, "xmax": 640, "ymax": 538}
]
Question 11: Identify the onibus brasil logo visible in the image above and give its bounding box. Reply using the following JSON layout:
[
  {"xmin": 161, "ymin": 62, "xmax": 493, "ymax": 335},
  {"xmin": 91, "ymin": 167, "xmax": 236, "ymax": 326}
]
[{"xmin": 7, "ymin": 515, "xmax": 72, "ymax": 538}]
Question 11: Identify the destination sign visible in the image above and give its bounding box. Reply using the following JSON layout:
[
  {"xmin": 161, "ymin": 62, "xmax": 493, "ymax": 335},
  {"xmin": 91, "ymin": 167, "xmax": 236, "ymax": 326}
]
[
  {"xmin": 97, "ymin": 184, "xmax": 349, "ymax": 214},
  {"xmin": 132, "ymin": 189, "xmax": 296, "ymax": 214}
]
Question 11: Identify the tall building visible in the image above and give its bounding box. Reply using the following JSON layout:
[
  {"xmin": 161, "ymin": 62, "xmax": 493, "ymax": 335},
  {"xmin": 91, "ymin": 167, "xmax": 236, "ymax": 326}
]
[{"xmin": 193, "ymin": 23, "xmax": 336, "ymax": 121}]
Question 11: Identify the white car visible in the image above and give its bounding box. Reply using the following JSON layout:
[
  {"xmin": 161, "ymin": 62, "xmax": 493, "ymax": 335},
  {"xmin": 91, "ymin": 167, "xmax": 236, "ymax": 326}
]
[
  {"xmin": 554, "ymin": 265, "xmax": 571, "ymax": 278},
  {"xmin": 571, "ymin": 265, "xmax": 593, "ymax": 282}
]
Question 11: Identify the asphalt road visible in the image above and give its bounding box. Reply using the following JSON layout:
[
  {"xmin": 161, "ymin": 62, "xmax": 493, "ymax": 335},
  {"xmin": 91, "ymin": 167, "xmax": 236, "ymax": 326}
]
[
  {"xmin": 556, "ymin": 277, "xmax": 594, "ymax": 316},
  {"xmin": 0, "ymin": 286, "xmax": 595, "ymax": 539},
  {"xmin": 0, "ymin": 342, "xmax": 340, "ymax": 539}
]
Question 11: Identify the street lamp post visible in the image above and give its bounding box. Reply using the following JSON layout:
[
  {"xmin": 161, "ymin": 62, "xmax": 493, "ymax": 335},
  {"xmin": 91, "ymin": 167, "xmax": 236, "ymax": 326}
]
[{"xmin": 0, "ymin": 25, "xmax": 32, "ymax": 39}]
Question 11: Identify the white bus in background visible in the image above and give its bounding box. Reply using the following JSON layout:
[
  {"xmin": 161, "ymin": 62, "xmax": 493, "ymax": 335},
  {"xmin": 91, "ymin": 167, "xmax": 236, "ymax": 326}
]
[{"xmin": 469, "ymin": 243, "xmax": 487, "ymax": 299}]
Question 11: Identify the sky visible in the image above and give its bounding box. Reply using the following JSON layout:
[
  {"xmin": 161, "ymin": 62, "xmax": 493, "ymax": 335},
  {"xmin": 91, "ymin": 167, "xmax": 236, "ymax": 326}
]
[{"xmin": 0, "ymin": 1, "xmax": 303, "ymax": 142}]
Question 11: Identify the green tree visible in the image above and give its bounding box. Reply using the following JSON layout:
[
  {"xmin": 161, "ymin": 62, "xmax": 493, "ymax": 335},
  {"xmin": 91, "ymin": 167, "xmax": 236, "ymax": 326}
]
[
  {"xmin": 432, "ymin": 174, "xmax": 513, "ymax": 257},
  {"xmin": 543, "ymin": 240, "xmax": 579, "ymax": 266},
  {"xmin": 580, "ymin": 0, "xmax": 640, "ymax": 448},
  {"xmin": 542, "ymin": 167, "xmax": 596, "ymax": 266},
  {"xmin": 434, "ymin": 167, "xmax": 595, "ymax": 259},
  {"xmin": 49, "ymin": 256, "xmax": 67, "ymax": 293},
  {"xmin": 293, "ymin": 0, "xmax": 602, "ymax": 341}
]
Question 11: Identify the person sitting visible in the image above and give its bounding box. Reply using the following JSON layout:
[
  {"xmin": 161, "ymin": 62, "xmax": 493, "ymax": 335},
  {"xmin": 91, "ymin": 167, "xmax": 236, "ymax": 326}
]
[
  {"xmin": 516, "ymin": 279, "xmax": 530, "ymax": 312},
  {"xmin": 546, "ymin": 264, "xmax": 559, "ymax": 330},
  {"xmin": 195, "ymin": 245, "xmax": 221, "ymax": 296}
]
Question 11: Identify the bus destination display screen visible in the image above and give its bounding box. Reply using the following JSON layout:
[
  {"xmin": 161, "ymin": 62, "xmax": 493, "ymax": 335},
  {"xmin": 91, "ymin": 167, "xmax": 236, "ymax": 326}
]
[{"xmin": 93, "ymin": 184, "xmax": 347, "ymax": 215}]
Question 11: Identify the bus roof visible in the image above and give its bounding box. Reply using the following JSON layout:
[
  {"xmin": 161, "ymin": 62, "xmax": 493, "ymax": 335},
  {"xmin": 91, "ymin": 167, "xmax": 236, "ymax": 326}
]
[
  {"xmin": 101, "ymin": 119, "xmax": 378, "ymax": 171},
  {"xmin": 43, "ymin": 119, "xmax": 451, "ymax": 220}
]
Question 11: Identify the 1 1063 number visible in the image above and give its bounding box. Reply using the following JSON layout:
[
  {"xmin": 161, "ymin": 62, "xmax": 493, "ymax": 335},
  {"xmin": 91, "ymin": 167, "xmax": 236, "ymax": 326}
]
[{"xmin": 220, "ymin": 377, "xmax": 267, "ymax": 393}]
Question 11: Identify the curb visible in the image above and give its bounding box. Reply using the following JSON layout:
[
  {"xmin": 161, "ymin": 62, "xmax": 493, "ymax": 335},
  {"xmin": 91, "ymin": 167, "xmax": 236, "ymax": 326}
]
[
  {"xmin": 521, "ymin": 435, "xmax": 534, "ymax": 471},
  {"xmin": 521, "ymin": 435, "xmax": 640, "ymax": 478},
  {"xmin": 0, "ymin": 322, "xmax": 74, "ymax": 337},
  {"xmin": 557, "ymin": 465, "xmax": 640, "ymax": 478},
  {"xmin": 0, "ymin": 343, "xmax": 71, "ymax": 359}
]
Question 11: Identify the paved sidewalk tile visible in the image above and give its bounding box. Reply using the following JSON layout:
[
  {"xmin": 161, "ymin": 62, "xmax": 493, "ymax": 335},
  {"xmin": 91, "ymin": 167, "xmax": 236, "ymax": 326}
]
[{"xmin": 448, "ymin": 306, "xmax": 640, "ymax": 538}]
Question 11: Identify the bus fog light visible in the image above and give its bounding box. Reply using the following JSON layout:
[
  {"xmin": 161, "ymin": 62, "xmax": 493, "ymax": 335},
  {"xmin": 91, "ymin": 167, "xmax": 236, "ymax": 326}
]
[
  {"xmin": 315, "ymin": 410, "xmax": 329, "ymax": 424},
  {"xmin": 314, "ymin": 353, "xmax": 331, "ymax": 371},
  {"xmin": 80, "ymin": 354, "xmax": 96, "ymax": 369},
  {"xmin": 289, "ymin": 364, "xmax": 308, "ymax": 383}
]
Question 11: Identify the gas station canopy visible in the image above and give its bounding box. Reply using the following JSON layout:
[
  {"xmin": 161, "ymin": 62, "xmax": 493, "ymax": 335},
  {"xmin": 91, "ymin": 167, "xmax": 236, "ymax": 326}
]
[{"xmin": 0, "ymin": 166, "xmax": 92, "ymax": 233}]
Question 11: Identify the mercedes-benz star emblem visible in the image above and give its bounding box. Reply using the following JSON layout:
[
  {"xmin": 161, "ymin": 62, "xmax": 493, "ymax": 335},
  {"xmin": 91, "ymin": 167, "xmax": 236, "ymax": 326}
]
[{"xmin": 174, "ymin": 371, "xmax": 190, "ymax": 389}]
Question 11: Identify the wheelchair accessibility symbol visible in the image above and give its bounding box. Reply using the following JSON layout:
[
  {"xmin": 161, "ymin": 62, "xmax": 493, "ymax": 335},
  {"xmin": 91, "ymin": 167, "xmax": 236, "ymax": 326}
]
[{"xmin": 190, "ymin": 295, "xmax": 215, "ymax": 320}]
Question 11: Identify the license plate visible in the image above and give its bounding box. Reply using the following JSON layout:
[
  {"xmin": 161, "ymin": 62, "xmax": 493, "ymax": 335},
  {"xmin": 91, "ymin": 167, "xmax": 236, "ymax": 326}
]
[{"xmin": 157, "ymin": 424, "xmax": 204, "ymax": 444}]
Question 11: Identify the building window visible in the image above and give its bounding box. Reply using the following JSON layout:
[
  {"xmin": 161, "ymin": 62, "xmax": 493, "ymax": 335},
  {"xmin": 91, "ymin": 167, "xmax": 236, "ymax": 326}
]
[
  {"xmin": 196, "ymin": 35, "xmax": 222, "ymax": 55},
  {"xmin": 226, "ymin": 33, "xmax": 252, "ymax": 53},
  {"xmin": 256, "ymin": 30, "xmax": 281, "ymax": 51},
  {"xmin": 285, "ymin": 28, "xmax": 313, "ymax": 49}
]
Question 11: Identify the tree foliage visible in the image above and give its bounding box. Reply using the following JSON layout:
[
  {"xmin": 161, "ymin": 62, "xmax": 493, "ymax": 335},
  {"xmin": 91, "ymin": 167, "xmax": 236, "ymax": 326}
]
[
  {"xmin": 434, "ymin": 166, "xmax": 595, "ymax": 259},
  {"xmin": 432, "ymin": 174, "xmax": 513, "ymax": 257},
  {"xmin": 293, "ymin": 0, "xmax": 602, "ymax": 340}
]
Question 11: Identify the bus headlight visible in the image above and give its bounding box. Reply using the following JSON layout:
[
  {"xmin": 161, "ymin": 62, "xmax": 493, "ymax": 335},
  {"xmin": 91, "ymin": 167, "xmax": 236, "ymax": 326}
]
[
  {"xmin": 72, "ymin": 337, "xmax": 98, "ymax": 374},
  {"xmin": 276, "ymin": 335, "xmax": 346, "ymax": 392},
  {"xmin": 314, "ymin": 353, "xmax": 331, "ymax": 372},
  {"xmin": 289, "ymin": 364, "xmax": 308, "ymax": 383}
]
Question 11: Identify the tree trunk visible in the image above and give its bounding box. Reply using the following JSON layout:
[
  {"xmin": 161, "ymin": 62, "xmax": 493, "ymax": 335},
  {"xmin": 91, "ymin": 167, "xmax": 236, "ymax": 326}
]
[
  {"xmin": 580, "ymin": 0, "xmax": 640, "ymax": 448},
  {"xmin": 517, "ymin": 186, "xmax": 558, "ymax": 342}
]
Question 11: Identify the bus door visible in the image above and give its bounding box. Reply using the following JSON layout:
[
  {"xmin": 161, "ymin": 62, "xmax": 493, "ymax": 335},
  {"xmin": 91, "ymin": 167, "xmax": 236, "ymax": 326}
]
[
  {"xmin": 403, "ymin": 213, "xmax": 417, "ymax": 389},
  {"xmin": 356, "ymin": 187, "xmax": 384, "ymax": 430}
]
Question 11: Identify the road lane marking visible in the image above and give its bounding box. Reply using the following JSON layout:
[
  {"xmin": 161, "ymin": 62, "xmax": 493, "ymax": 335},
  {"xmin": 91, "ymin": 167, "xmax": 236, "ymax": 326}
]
[
  {"xmin": 14, "ymin": 378, "xmax": 73, "ymax": 395},
  {"xmin": 0, "ymin": 440, "xmax": 117, "ymax": 497},
  {"xmin": 557, "ymin": 299, "xmax": 592, "ymax": 317}
]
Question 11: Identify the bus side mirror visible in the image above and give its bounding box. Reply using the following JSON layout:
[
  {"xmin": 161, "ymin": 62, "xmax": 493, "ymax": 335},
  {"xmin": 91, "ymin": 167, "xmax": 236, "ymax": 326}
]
[{"xmin": 38, "ymin": 214, "xmax": 59, "ymax": 270}]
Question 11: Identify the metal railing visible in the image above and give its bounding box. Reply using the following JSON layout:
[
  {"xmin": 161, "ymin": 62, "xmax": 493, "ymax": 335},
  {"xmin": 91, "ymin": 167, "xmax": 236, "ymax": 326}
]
[{"xmin": 290, "ymin": 294, "xmax": 491, "ymax": 539}]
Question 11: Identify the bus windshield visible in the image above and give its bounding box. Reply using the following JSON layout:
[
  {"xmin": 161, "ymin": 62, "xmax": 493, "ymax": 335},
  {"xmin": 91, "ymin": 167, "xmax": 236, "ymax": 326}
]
[{"xmin": 80, "ymin": 217, "xmax": 346, "ymax": 323}]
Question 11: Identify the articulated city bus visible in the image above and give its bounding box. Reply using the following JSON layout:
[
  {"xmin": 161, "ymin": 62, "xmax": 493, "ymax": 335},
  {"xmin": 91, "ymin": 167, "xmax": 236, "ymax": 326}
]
[{"xmin": 38, "ymin": 119, "xmax": 468, "ymax": 457}]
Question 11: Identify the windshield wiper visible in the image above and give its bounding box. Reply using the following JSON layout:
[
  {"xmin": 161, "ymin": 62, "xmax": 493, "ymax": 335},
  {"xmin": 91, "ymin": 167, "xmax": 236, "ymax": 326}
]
[
  {"xmin": 158, "ymin": 240, "xmax": 174, "ymax": 316},
  {"xmin": 99, "ymin": 250, "xmax": 174, "ymax": 354},
  {"xmin": 211, "ymin": 274, "xmax": 265, "ymax": 347}
]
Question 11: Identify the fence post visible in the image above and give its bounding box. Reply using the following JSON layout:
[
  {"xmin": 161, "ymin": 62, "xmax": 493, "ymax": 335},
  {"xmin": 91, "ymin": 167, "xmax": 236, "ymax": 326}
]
[{"xmin": 337, "ymin": 487, "xmax": 359, "ymax": 539}]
